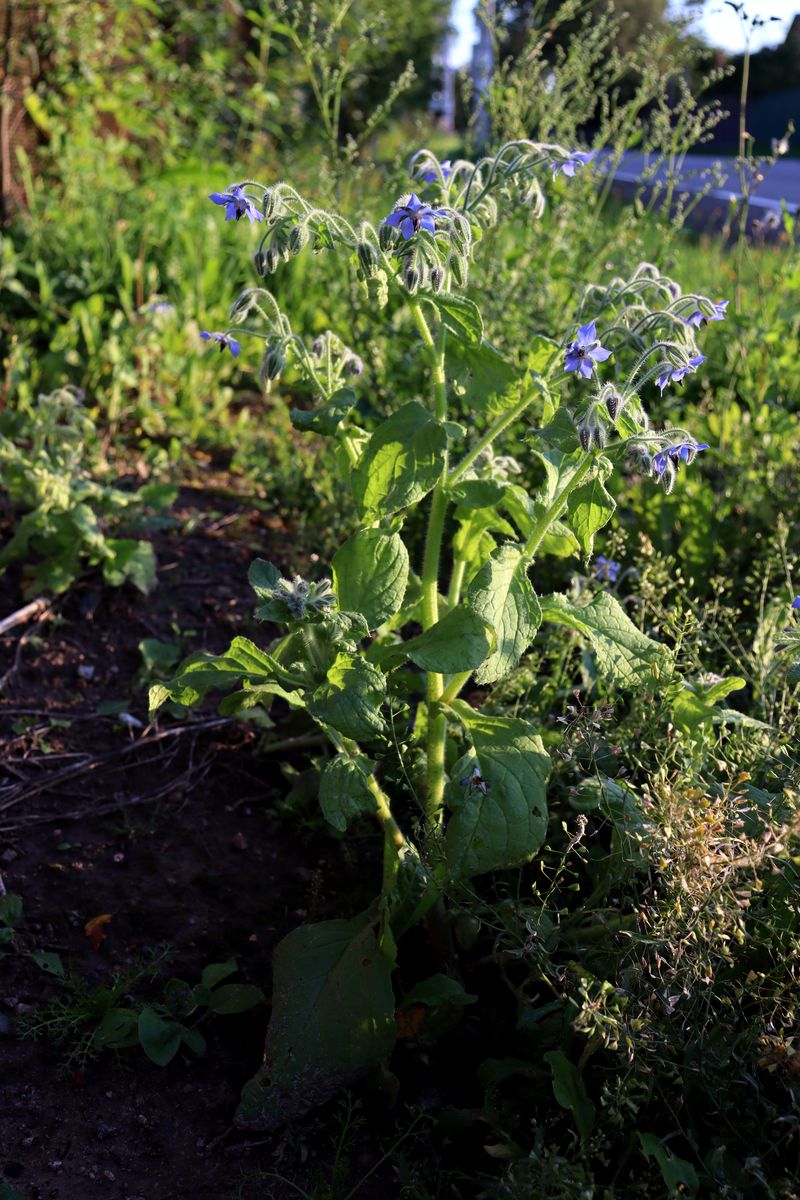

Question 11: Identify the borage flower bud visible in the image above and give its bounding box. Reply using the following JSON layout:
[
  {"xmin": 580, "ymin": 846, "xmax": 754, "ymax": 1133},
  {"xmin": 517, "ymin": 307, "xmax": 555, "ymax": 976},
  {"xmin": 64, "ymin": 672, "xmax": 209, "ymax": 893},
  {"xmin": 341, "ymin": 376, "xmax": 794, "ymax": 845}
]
[
  {"xmin": 601, "ymin": 385, "xmax": 622, "ymax": 422},
  {"xmin": 262, "ymin": 188, "xmax": 279, "ymax": 220},
  {"xmin": 449, "ymin": 255, "xmax": 469, "ymax": 288},
  {"xmin": 379, "ymin": 222, "xmax": 400, "ymax": 252},
  {"xmin": 311, "ymin": 335, "xmax": 326, "ymax": 359},
  {"xmin": 263, "ymin": 343, "xmax": 286, "ymax": 381},
  {"xmin": 357, "ymin": 242, "xmax": 379, "ymax": 279},
  {"xmin": 288, "ymin": 223, "xmax": 310, "ymax": 255},
  {"xmin": 402, "ymin": 259, "xmax": 421, "ymax": 294},
  {"xmin": 345, "ymin": 354, "xmax": 364, "ymax": 376},
  {"xmin": 429, "ymin": 265, "xmax": 445, "ymax": 293}
]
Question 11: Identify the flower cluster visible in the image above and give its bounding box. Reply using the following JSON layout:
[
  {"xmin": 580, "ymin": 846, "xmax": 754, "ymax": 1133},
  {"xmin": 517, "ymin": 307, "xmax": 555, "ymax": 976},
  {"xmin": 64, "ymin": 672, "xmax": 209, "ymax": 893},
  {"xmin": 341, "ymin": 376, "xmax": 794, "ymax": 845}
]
[{"xmin": 271, "ymin": 575, "xmax": 335, "ymax": 619}]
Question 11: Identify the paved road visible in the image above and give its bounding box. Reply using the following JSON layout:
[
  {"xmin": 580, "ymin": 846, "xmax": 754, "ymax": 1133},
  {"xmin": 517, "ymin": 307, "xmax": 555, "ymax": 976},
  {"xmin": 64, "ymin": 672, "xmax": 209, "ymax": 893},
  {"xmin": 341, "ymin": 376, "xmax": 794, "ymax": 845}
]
[{"xmin": 606, "ymin": 152, "xmax": 799, "ymax": 235}]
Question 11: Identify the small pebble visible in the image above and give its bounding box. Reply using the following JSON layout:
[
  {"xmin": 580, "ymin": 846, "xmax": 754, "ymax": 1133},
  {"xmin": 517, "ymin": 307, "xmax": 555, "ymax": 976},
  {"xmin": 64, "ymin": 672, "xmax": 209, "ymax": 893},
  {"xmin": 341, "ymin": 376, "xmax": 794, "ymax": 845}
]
[
  {"xmin": 231, "ymin": 831, "xmax": 248, "ymax": 852},
  {"xmin": 77, "ymin": 665, "xmax": 95, "ymax": 681}
]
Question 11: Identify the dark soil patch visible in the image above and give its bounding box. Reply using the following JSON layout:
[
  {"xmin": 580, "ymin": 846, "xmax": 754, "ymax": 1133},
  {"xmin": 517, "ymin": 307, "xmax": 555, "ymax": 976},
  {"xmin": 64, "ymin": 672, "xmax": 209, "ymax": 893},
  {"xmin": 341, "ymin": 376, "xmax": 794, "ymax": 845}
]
[{"xmin": 0, "ymin": 489, "xmax": 402, "ymax": 1200}]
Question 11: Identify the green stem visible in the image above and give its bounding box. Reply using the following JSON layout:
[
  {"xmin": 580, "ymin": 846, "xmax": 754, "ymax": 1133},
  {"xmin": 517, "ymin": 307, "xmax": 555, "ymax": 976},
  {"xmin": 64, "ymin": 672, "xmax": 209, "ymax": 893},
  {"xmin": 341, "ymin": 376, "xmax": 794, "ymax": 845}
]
[
  {"xmin": 408, "ymin": 297, "xmax": 449, "ymax": 829},
  {"xmin": 448, "ymin": 373, "xmax": 563, "ymax": 487},
  {"xmin": 521, "ymin": 452, "xmax": 594, "ymax": 563}
]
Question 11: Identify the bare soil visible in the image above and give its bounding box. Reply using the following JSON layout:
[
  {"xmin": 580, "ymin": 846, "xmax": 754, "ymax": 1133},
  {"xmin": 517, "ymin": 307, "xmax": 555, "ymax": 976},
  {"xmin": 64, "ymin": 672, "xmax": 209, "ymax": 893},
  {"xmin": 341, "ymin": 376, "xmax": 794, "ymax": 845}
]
[{"xmin": 0, "ymin": 490, "xmax": 402, "ymax": 1200}]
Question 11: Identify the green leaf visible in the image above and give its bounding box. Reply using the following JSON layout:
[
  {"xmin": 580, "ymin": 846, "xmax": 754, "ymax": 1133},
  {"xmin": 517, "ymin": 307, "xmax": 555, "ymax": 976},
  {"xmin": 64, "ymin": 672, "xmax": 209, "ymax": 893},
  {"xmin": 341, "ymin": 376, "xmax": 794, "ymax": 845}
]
[
  {"xmin": 103, "ymin": 539, "xmax": 156, "ymax": 594},
  {"xmin": 319, "ymin": 753, "xmax": 375, "ymax": 832},
  {"xmin": 248, "ymin": 558, "xmax": 281, "ymax": 600},
  {"xmin": 180, "ymin": 1026, "xmax": 207, "ymax": 1056},
  {"xmin": 384, "ymin": 842, "xmax": 439, "ymax": 937},
  {"xmin": 0, "ymin": 894, "xmax": 22, "ymax": 928},
  {"xmin": 427, "ymin": 294, "xmax": 484, "ymax": 342},
  {"xmin": 138, "ymin": 1007, "xmax": 182, "ymax": 1066},
  {"xmin": 670, "ymin": 675, "xmax": 746, "ymax": 732},
  {"xmin": 446, "ymin": 479, "xmax": 508, "ymax": 508},
  {"xmin": 149, "ymin": 636, "xmax": 291, "ymax": 713},
  {"xmin": 466, "ymin": 544, "xmax": 542, "ymax": 683},
  {"xmin": 291, "ymin": 387, "xmax": 356, "ymax": 437},
  {"xmin": 401, "ymin": 974, "xmax": 477, "ymax": 1008},
  {"xmin": 445, "ymin": 705, "xmax": 552, "ymax": 878},
  {"xmin": 207, "ymin": 983, "xmax": 265, "ymax": 1014},
  {"xmin": 566, "ymin": 474, "xmax": 616, "ymax": 556},
  {"xmin": 309, "ymin": 652, "xmax": 387, "ymax": 740},
  {"xmin": 447, "ymin": 339, "xmax": 519, "ymax": 413},
  {"xmin": 541, "ymin": 592, "xmax": 670, "ymax": 689},
  {"xmin": 638, "ymin": 1133, "xmax": 700, "ymax": 1196},
  {"xmin": 352, "ymin": 402, "xmax": 447, "ymax": 520},
  {"xmin": 236, "ymin": 913, "xmax": 396, "ymax": 1130},
  {"xmin": 201, "ymin": 958, "xmax": 239, "ymax": 990},
  {"xmin": 97, "ymin": 1007, "xmax": 139, "ymax": 1049},
  {"xmin": 333, "ymin": 530, "xmax": 409, "ymax": 629},
  {"xmin": 28, "ymin": 950, "xmax": 64, "ymax": 977},
  {"xmin": 545, "ymin": 1050, "xmax": 596, "ymax": 1141},
  {"xmin": 404, "ymin": 607, "xmax": 494, "ymax": 673},
  {"xmin": 526, "ymin": 334, "xmax": 561, "ymax": 376}
]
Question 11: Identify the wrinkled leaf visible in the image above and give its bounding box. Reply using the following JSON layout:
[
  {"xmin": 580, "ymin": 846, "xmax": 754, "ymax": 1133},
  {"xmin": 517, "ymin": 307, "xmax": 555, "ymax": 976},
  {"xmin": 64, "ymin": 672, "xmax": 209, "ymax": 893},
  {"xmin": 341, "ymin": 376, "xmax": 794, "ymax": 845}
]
[
  {"xmin": 403, "ymin": 607, "xmax": 494, "ymax": 673},
  {"xmin": 567, "ymin": 473, "xmax": 616, "ymax": 556},
  {"xmin": 309, "ymin": 652, "xmax": 387, "ymax": 740},
  {"xmin": 333, "ymin": 529, "xmax": 409, "ymax": 629},
  {"xmin": 291, "ymin": 387, "xmax": 356, "ymax": 437},
  {"xmin": 352, "ymin": 402, "xmax": 447, "ymax": 520},
  {"xmin": 466, "ymin": 544, "xmax": 542, "ymax": 683},
  {"xmin": 445, "ymin": 705, "xmax": 551, "ymax": 878},
  {"xmin": 319, "ymin": 753, "xmax": 375, "ymax": 832},
  {"xmin": 236, "ymin": 913, "xmax": 396, "ymax": 1129},
  {"xmin": 541, "ymin": 591, "xmax": 670, "ymax": 689}
]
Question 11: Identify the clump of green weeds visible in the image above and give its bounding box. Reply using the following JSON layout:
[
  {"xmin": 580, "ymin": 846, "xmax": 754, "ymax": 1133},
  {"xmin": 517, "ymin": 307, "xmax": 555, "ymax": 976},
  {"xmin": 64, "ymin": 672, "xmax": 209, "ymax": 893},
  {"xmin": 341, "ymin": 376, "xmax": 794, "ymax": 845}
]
[{"xmin": 18, "ymin": 948, "xmax": 263, "ymax": 1074}]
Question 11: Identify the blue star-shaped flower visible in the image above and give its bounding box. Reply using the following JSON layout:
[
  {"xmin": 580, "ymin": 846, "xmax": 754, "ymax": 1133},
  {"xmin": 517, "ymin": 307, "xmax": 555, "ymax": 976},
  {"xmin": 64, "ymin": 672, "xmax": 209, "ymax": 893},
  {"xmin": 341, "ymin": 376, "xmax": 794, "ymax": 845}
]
[
  {"xmin": 200, "ymin": 331, "xmax": 240, "ymax": 358},
  {"xmin": 656, "ymin": 354, "xmax": 706, "ymax": 393},
  {"xmin": 208, "ymin": 185, "xmax": 263, "ymax": 224},
  {"xmin": 553, "ymin": 150, "xmax": 595, "ymax": 179},
  {"xmin": 593, "ymin": 556, "xmax": 621, "ymax": 583},
  {"xmin": 383, "ymin": 194, "xmax": 446, "ymax": 240},
  {"xmin": 564, "ymin": 321, "xmax": 612, "ymax": 379},
  {"xmin": 685, "ymin": 299, "xmax": 728, "ymax": 327},
  {"xmin": 652, "ymin": 440, "xmax": 709, "ymax": 479}
]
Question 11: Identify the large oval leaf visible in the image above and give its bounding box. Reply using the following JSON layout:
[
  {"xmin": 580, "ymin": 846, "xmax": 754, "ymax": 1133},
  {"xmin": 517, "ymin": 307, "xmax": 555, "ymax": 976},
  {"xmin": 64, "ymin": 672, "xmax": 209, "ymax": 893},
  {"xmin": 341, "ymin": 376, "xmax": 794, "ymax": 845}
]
[
  {"xmin": 445, "ymin": 704, "xmax": 552, "ymax": 878},
  {"xmin": 352, "ymin": 402, "xmax": 447, "ymax": 520},
  {"xmin": 236, "ymin": 914, "xmax": 396, "ymax": 1129},
  {"xmin": 332, "ymin": 529, "xmax": 409, "ymax": 629},
  {"xmin": 466, "ymin": 543, "xmax": 542, "ymax": 683}
]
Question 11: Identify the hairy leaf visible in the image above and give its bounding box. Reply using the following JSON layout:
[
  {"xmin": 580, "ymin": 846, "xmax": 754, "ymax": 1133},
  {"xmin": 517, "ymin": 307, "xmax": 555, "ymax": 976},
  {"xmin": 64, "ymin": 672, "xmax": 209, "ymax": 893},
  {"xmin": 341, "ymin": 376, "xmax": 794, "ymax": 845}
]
[
  {"xmin": 236, "ymin": 913, "xmax": 396, "ymax": 1130},
  {"xmin": 541, "ymin": 592, "xmax": 670, "ymax": 689},
  {"xmin": 352, "ymin": 402, "xmax": 447, "ymax": 520},
  {"xmin": 445, "ymin": 705, "xmax": 551, "ymax": 877},
  {"xmin": 466, "ymin": 543, "xmax": 542, "ymax": 683},
  {"xmin": 309, "ymin": 652, "xmax": 386, "ymax": 740},
  {"xmin": 319, "ymin": 753, "xmax": 375, "ymax": 832},
  {"xmin": 333, "ymin": 529, "xmax": 409, "ymax": 629}
]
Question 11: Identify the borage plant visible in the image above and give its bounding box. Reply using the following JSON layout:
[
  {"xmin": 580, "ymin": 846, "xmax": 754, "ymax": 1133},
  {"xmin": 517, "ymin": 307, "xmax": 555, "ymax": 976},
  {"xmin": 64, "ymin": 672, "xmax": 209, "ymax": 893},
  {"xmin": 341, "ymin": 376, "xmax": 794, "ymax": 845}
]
[{"xmin": 151, "ymin": 143, "xmax": 726, "ymax": 1129}]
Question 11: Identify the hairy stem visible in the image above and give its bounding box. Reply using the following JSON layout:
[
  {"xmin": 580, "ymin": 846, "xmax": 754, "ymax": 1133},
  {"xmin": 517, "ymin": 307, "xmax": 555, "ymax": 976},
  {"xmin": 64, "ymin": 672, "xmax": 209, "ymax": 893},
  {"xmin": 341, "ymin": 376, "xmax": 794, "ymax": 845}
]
[{"xmin": 408, "ymin": 298, "xmax": 449, "ymax": 829}]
